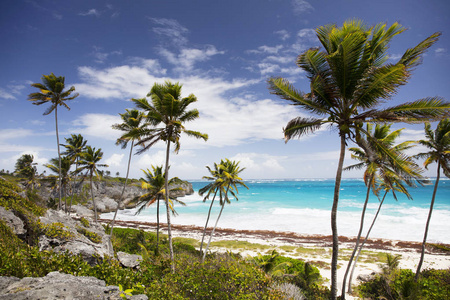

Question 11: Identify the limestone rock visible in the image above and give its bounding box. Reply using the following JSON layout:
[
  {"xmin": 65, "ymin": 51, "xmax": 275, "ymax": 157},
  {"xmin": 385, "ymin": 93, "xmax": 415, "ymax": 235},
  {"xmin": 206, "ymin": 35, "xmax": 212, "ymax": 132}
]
[
  {"xmin": 0, "ymin": 207, "xmax": 25, "ymax": 235},
  {"xmin": 0, "ymin": 271, "xmax": 148, "ymax": 300},
  {"xmin": 117, "ymin": 251, "xmax": 142, "ymax": 268}
]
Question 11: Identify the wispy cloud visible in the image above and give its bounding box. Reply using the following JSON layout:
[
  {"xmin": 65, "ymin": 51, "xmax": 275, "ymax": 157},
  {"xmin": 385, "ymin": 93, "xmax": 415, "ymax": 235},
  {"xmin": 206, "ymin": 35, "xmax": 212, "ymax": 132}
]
[
  {"xmin": 274, "ymin": 30, "xmax": 290, "ymax": 41},
  {"xmin": 159, "ymin": 46, "xmax": 224, "ymax": 73},
  {"xmin": 79, "ymin": 9, "xmax": 100, "ymax": 17},
  {"xmin": 91, "ymin": 46, "xmax": 122, "ymax": 63},
  {"xmin": 247, "ymin": 45, "xmax": 284, "ymax": 55},
  {"xmin": 291, "ymin": 0, "xmax": 314, "ymax": 15},
  {"xmin": 0, "ymin": 84, "xmax": 25, "ymax": 100},
  {"xmin": 149, "ymin": 17, "xmax": 189, "ymax": 47}
]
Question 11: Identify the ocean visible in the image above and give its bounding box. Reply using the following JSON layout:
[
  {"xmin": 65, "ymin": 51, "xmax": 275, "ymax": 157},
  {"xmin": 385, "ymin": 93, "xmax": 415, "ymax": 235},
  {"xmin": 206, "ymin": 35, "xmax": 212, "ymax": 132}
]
[{"xmin": 102, "ymin": 178, "xmax": 450, "ymax": 244}]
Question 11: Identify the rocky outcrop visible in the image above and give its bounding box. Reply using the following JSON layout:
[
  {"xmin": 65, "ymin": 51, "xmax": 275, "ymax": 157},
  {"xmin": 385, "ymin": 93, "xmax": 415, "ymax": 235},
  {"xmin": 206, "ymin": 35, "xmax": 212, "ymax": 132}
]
[
  {"xmin": 0, "ymin": 207, "xmax": 25, "ymax": 235},
  {"xmin": 117, "ymin": 251, "xmax": 142, "ymax": 269},
  {"xmin": 0, "ymin": 271, "xmax": 148, "ymax": 300},
  {"xmin": 38, "ymin": 210, "xmax": 114, "ymax": 265}
]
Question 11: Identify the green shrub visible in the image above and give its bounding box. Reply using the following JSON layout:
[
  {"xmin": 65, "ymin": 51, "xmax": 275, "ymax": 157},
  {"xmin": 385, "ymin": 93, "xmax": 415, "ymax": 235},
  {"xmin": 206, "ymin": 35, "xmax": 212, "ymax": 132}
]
[
  {"xmin": 40, "ymin": 222, "xmax": 75, "ymax": 241},
  {"xmin": 80, "ymin": 217, "xmax": 90, "ymax": 228},
  {"xmin": 76, "ymin": 226, "xmax": 102, "ymax": 244}
]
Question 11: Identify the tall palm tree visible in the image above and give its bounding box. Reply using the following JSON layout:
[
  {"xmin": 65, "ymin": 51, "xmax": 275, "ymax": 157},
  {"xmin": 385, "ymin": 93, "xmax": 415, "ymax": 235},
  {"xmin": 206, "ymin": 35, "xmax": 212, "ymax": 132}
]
[
  {"xmin": 198, "ymin": 161, "xmax": 225, "ymax": 255},
  {"xmin": 268, "ymin": 20, "xmax": 449, "ymax": 299},
  {"xmin": 132, "ymin": 81, "xmax": 208, "ymax": 272},
  {"xmin": 202, "ymin": 159, "xmax": 248, "ymax": 263},
  {"xmin": 61, "ymin": 134, "xmax": 87, "ymax": 213},
  {"xmin": 109, "ymin": 109, "xmax": 146, "ymax": 235},
  {"xmin": 28, "ymin": 73, "xmax": 79, "ymax": 210},
  {"xmin": 414, "ymin": 118, "xmax": 450, "ymax": 280},
  {"xmin": 14, "ymin": 154, "xmax": 38, "ymax": 189},
  {"xmin": 341, "ymin": 124, "xmax": 423, "ymax": 297},
  {"xmin": 44, "ymin": 156, "xmax": 72, "ymax": 210},
  {"xmin": 136, "ymin": 166, "xmax": 186, "ymax": 254},
  {"xmin": 77, "ymin": 146, "xmax": 108, "ymax": 223}
]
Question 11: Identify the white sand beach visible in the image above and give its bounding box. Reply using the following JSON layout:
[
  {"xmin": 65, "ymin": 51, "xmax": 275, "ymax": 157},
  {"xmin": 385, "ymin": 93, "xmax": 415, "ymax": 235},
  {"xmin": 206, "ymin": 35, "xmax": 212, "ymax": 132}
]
[{"xmin": 102, "ymin": 219, "xmax": 450, "ymax": 299}]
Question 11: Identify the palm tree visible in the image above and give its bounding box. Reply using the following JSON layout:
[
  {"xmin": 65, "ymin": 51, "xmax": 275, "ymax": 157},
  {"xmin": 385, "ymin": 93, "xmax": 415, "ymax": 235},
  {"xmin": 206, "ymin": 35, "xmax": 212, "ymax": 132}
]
[
  {"xmin": 14, "ymin": 154, "xmax": 38, "ymax": 189},
  {"xmin": 77, "ymin": 146, "xmax": 108, "ymax": 223},
  {"xmin": 44, "ymin": 156, "xmax": 72, "ymax": 211},
  {"xmin": 109, "ymin": 109, "xmax": 146, "ymax": 235},
  {"xmin": 267, "ymin": 20, "xmax": 449, "ymax": 299},
  {"xmin": 202, "ymin": 159, "xmax": 248, "ymax": 263},
  {"xmin": 28, "ymin": 73, "xmax": 79, "ymax": 210},
  {"xmin": 414, "ymin": 118, "xmax": 450, "ymax": 280},
  {"xmin": 132, "ymin": 81, "xmax": 208, "ymax": 272},
  {"xmin": 136, "ymin": 166, "xmax": 186, "ymax": 254},
  {"xmin": 198, "ymin": 161, "xmax": 225, "ymax": 255},
  {"xmin": 341, "ymin": 124, "xmax": 423, "ymax": 296},
  {"xmin": 61, "ymin": 134, "xmax": 87, "ymax": 213}
]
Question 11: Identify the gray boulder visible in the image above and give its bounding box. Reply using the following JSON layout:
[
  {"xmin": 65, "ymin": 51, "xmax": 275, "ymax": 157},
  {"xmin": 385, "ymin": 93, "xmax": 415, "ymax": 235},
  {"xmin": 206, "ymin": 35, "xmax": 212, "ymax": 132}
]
[
  {"xmin": 0, "ymin": 207, "xmax": 25, "ymax": 235},
  {"xmin": 0, "ymin": 271, "xmax": 148, "ymax": 300},
  {"xmin": 38, "ymin": 210, "xmax": 114, "ymax": 265},
  {"xmin": 117, "ymin": 251, "xmax": 142, "ymax": 269}
]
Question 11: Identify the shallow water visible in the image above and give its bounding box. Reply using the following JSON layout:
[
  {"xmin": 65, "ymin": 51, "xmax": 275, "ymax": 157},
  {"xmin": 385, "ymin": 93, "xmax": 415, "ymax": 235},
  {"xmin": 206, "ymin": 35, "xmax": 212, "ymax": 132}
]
[{"xmin": 102, "ymin": 178, "xmax": 450, "ymax": 243}]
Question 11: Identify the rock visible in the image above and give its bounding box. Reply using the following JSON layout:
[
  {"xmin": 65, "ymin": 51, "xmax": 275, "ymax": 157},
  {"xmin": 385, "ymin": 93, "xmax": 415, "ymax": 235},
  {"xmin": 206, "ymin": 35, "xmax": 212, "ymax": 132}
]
[
  {"xmin": 117, "ymin": 251, "xmax": 142, "ymax": 269},
  {"xmin": 70, "ymin": 204, "xmax": 95, "ymax": 218},
  {"xmin": 357, "ymin": 272, "xmax": 376, "ymax": 282},
  {"xmin": 0, "ymin": 271, "xmax": 148, "ymax": 300},
  {"xmin": 38, "ymin": 210, "xmax": 114, "ymax": 265},
  {"xmin": 0, "ymin": 207, "xmax": 25, "ymax": 235}
]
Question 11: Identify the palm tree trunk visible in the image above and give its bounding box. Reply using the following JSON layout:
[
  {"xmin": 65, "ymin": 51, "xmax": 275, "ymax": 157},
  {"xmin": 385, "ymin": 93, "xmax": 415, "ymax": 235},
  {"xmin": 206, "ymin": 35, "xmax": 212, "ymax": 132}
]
[
  {"xmin": 156, "ymin": 196, "xmax": 160, "ymax": 255},
  {"xmin": 55, "ymin": 106, "xmax": 63, "ymax": 211},
  {"xmin": 90, "ymin": 171, "xmax": 97, "ymax": 223},
  {"xmin": 331, "ymin": 133, "xmax": 346, "ymax": 300},
  {"xmin": 68, "ymin": 159, "xmax": 78, "ymax": 213},
  {"xmin": 202, "ymin": 198, "xmax": 226, "ymax": 263},
  {"xmin": 200, "ymin": 190, "xmax": 218, "ymax": 255},
  {"xmin": 348, "ymin": 190, "xmax": 388, "ymax": 294},
  {"xmin": 341, "ymin": 175, "xmax": 374, "ymax": 299},
  {"xmin": 110, "ymin": 141, "xmax": 134, "ymax": 236},
  {"xmin": 164, "ymin": 138, "xmax": 175, "ymax": 273},
  {"xmin": 415, "ymin": 162, "xmax": 440, "ymax": 281}
]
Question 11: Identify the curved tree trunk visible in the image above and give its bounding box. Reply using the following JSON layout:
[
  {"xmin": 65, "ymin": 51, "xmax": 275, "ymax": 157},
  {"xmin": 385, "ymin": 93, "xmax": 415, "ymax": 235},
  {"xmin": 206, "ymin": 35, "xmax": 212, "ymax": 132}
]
[
  {"xmin": 415, "ymin": 162, "xmax": 440, "ymax": 281},
  {"xmin": 348, "ymin": 190, "xmax": 388, "ymax": 294},
  {"xmin": 164, "ymin": 139, "xmax": 175, "ymax": 273},
  {"xmin": 90, "ymin": 171, "xmax": 97, "ymax": 223},
  {"xmin": 202, "ymin": 198, "xmax": 226, "ymax": 263},
  {"xmin": 110, "ymin": 141, "xmax": 134, "ymax": 236},
  {"xmin": 200, "ymin": 190, "xmax": 218, "ymax": 255},
  {"xmin": 55, "ymin": 106, "xmax": 63, "ymax": 211},
  {"xmin": 156, "ymin": 196, "xmax": 160, "ymax": 255},
  {"xmin": 341, "ymin": 175, "xmax": 374, "ymax": 299},
  {"xmin": 68, "ymin": 159, "xmax": 79, "ymax": 214},
  {"xmin": 331, "ymin": 133, "xmax": 346, "ymax": 300}
]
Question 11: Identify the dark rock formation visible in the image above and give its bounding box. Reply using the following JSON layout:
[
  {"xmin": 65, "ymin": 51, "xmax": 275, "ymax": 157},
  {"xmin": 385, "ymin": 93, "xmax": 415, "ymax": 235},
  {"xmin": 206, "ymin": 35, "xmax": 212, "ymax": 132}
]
[{"xmin": 0, "ymin": 271, "xmax": 148, "ymax": 300}]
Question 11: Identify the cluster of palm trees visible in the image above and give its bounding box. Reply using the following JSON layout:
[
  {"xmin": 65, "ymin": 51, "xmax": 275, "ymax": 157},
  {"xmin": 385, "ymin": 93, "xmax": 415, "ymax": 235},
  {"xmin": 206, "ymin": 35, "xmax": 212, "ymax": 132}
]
[{"xmin": 268, "ymin": 19, "xmax": 450, "ymax": 299}]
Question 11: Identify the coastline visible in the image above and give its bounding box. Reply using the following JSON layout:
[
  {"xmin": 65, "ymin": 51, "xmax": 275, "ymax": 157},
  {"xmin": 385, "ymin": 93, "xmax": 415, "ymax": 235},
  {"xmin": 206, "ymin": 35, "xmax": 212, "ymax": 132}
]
[{"xmin": 101, "ymin": 218, "xmax": 450, "ymax": 297}]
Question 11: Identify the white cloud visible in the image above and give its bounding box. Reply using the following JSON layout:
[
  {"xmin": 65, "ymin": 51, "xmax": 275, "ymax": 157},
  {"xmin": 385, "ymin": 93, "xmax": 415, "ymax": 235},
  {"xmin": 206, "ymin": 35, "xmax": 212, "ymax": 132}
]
[
  {"xmin": 149, "ymin": 17, "xmax": 189, "ymax": 46},
  {"xmin": 159, "ymin": 45, "xmax": 224, "ymax": 72},
  {"xmin": 79, "ymin": 9, "xmax": 100, "ymax": 17},
  {"xmin": 70, "ymin": 113, "xmax": 121, "ymax": 141},
  {"xmin": 0, "ymin": 84, "xmax": 25, "ymax": 100},
  {"xmin": 0, "ymin": 88, "xmax": 16, "ymax": 100},
  {"xmin": 136, "ymin": 151, "xmax": 166, "ymax": 169},
  {"xmin": 388, "ymin": 53, "xmax": 403, "ymax": 60},
  {"xmin": 0, "ymin": 128, "xmax": 33, "ymax": 141},
  {"xmin": 274, "ymin": 30, "xmax": 290, "ymax": 41},
  {"xmin": 229, "ymin": 153, "xmax": 286, "ymax": 178},
  {"xmin": 247, "ymin": 45, "xmax": 284, "ymax": 55},
  {"xmin": 91, "ymin": 46, "xmax": 122, "ymax": 63},
  {"xmin": 105, "ymin": 153, "xmax": 124, "ymax": 167},
  {"xmin": 291, "ymin": 0, "xmax": 314, "ymax": 15}
]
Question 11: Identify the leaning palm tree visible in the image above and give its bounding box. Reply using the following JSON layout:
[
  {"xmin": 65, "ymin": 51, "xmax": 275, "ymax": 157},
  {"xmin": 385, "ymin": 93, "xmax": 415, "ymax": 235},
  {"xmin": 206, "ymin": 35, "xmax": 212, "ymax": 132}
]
[
  {"xmin": 132, "ymin": 81, "xmax": 208, "ymax": 272},
  {"xmin": 109, "ymin": 109, "xmax": 146, "ymax": 235},
  {"xmin": 268, "ymin": 19, "xmax": 449, "ymax": 299},
  {"xmin": 414, "ymin": 118, "xmax": 450, "ymax": 280},
  {"xmin": 61, "ymin": 134, "xmax": 87, "ymax": 213},
  {"xmin": 28, "ymin": 73, "xmax": 79, "ymax": 210},
  {"xmin": 198, "ymin": 161, "xmax": 225, "ymax": 255},
  {"xmin": 136, "ymin": 166, "xmax": 186, "ymax": 255},
  {"xmin": 14, "ymin": 154, "xmax": 38, "ymax": 190},
  {"xmin": 77, "ymin": 146, "xmax": 108, "ymax": 223},
  {"xmin": 341, "ymin": 124, "xmax": 423, "ymax": 296},
  {"xmin": 202, "ymin": 159, "xmax": 248, "ymax": 263},
  {"xmin": 44, "ymin": 156, "xmax": 73, "ymax": 211}
]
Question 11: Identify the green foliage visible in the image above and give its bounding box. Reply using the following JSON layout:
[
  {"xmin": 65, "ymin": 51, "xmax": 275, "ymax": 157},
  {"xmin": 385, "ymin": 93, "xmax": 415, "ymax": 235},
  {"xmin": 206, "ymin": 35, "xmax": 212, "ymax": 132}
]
[
  {"xmin": 80, "ymin": 217, "xmax": 90, "ymax": 228},
  {"xmin": 41, "ymin": 222, "xmax": 75, "ymax": 241},
  {"xmin": 0, "ymin": 178, "xmax": 46, "ymax": 217},
  {"xmin": 76, "ymin": 226, "xmax": 102, "ymax": 243}
]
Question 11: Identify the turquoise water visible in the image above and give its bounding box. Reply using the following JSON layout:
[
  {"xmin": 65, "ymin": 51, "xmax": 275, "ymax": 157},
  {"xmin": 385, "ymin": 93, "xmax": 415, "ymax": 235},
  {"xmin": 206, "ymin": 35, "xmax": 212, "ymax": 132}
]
[{"xmin": 103, "ymin": 178, "xmax": 450, "ymax": 243}]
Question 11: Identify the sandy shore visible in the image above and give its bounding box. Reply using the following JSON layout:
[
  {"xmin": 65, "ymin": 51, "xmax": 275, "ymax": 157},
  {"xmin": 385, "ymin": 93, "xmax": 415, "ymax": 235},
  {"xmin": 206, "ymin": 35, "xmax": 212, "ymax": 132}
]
[{"xmin": 101, "ymin": 219, "xmax": 450, "ymax": 299}]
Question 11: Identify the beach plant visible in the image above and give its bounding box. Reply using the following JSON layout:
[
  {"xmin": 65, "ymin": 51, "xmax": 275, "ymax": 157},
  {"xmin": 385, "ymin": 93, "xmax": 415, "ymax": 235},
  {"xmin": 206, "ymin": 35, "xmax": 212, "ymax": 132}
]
[
  {"xmin": 202, "ymin": 159, "xmax": 248, "ymax": 263},
  {"xmin": 76, "ymin": 146, "xmax": 108, "ymax": 223},
  {"xmin": 61, "ymin": 134, "xmax": 88, "ymax": 213},
  {"xmin": 198, "ymin": 161, "xmax": 225, "ymax": 256},
  {"xmin": 14, "ymin": 154, "xmax": 38, "ymax": 190},
  {"xmin": 28, "ymin": 73, "xmax": 79, "ymax": 210},
  {"xmin": 109, "ymin": 109, "xmax": 146, "ymax": 235},
  {"xmin": 44, "ymin": 156, "xmax": 73, "ymax": 213},
  {"xmin": 267, "ymin": 19, "xmax": 449, "ymax": 299},
  {"xmin": 132, "ymin": 81, "xmax": 208, "ymax": 272},
  {"xmin": 341, "ymin": 123, "xmax": 424, "ymax": 296},
  {"xmin": 136, "ymin": 165, "xmax": 186, "ymax": 255},
  {"xmin": 414, "ymin": 118, "xmax": 450, "ymax": 280}
]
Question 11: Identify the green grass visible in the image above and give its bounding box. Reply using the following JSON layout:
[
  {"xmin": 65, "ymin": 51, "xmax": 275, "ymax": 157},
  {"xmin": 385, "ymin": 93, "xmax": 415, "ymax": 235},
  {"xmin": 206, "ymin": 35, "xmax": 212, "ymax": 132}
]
[{"xmin": 210, "ymin": 240, "xmax": 272, "ymax": 251}]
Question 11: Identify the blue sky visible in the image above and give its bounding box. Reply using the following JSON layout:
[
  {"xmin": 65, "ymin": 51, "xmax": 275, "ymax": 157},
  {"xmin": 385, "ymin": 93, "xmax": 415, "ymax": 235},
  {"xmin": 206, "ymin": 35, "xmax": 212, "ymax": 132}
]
[{"xmin": 1, "ymin": 0, "xmax": 449, "ymax": 180}]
